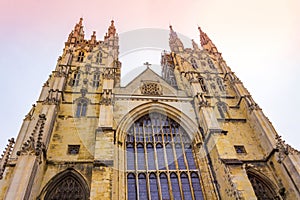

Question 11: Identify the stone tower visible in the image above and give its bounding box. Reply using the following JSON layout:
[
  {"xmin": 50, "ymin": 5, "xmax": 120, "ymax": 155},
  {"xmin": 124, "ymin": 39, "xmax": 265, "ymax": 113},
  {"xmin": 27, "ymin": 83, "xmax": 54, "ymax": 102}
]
[{"xmin": 0, "ymin": 19, "xmax": 299, "ymax": 200}]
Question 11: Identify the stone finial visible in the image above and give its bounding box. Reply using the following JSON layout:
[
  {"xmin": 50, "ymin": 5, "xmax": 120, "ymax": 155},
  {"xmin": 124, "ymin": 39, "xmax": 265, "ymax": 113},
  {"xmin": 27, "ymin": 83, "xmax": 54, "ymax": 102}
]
[
  {"xmin": 0, "ymin": 138, "xmax": 15, "ymax": 179},
  {"xmin": 24, "ymin": 104, "xmax": 36, "ymax": 120},
  {"xmin": 105, "ymin": 20, "xmax": 116, "ymax": 39}
]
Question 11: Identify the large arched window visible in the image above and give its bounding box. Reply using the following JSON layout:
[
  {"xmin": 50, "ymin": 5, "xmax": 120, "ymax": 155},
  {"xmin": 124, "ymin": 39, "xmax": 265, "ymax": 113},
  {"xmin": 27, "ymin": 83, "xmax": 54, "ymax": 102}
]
[
  {"xmin": 126, "ymin": 113, "xmax": 204, "ymax": 199},
  {"xmin": 41, "ymin": 169, "xmax": 90, "ymax": 200},
  {"xmin": 247, "ymin": 171, "xmax": 278, "ymax": 200}
]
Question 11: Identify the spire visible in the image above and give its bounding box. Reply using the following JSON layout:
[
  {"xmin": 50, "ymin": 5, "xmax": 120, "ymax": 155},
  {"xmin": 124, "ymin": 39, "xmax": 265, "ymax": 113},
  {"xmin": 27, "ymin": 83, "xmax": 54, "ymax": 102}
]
[
  {"xmin": 105, "ymin": 20, "xmax": 116, "ymax": 39},
  {"xmin": 169, "ymin": 25, "xmax": 184, "ymax": 52},
  {"xmin": 198, "ymin": 26, "xmax": 219, "ymax": 55},
  {"xmin": 66, "ymin": 18, "xmax": 85, "ymax": 45}
]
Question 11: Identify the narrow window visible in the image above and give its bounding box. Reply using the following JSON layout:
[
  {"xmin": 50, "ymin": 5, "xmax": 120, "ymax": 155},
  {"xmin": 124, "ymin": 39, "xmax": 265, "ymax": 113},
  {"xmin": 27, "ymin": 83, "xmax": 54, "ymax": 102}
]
[
  {"xmin": 149, "ymin": 173, "xmax": 159, "ymax": 200},
  {"xmin": 171, "ymin": 173, "xmax": 181, "ymax": 199},
  {"xmin": 96, "ymin": 52, "xmax": 102, "ymax": 63},
  {"xmin": 208, "ymin": 58, "xmax": 215, "ymax": 69},
  {"xmin": 181, "ymin": 172, "xmax": 193, "ymax": 199},
  {"xmin": 137, "ymin": 143, "xmax": 145, "ymax": 170},
  {"xmin": 191, "ymin": 172, "xmax": 204, "ymax": 200},
  {"xmin": 156, "ymin": 143, "xmax": 166, "ymax": 170},
  {"xmin": 76, "ymin": 99, "xmax": 88, "ymax": 117},
  {"xmin": 77, "ymin": 51, "xmax": 85, "ymax": 62},
  {"xmin": 160, "ymin": 173, "xmax": 170, "ymax": 199},
  {"xmin": 147, "ymin": 143, "xmax": 156, "ymax": 170},
  {"xmin": 191, "ymin": 58, "xmax": 198, "ymax": 69},
  {"xmin": 127, "ymin": 173, "xmax": 137, "ymax": 199},
  {"xmin": 185, "ymin": 145, "xmax": 196, "ymax": 169},
  {"xmin": 217, "ymin": 78, "xmax": 225, "ymax": 92},
  {"xmin": 166, "ymin": 143, "xmax": 176, "ymax": 170},
  {"xmin": 175, "ymin": 144, "xmax": 186, "ymax": 169},
  {"xmin": 127, "ymin": 143, "xmax": 135, "ymax": 170},
  {"xmin": 92, "ymin": 73, "xmax": 100, "ymax": 87},
  {"xmin": 138, "ymin": 173, "xmax": 147, "ymax": 199},
  {"xmin": 72, "ymin": 72, "xmax": 80, "ymax": 86},
  {"xmin": 199, "ymin": 78, "xmax": 208, "ymax": 93}
]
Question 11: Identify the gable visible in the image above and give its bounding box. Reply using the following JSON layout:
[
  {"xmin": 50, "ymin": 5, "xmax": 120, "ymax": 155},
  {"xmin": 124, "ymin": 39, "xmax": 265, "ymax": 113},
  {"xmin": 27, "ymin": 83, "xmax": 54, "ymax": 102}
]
[{"xmin": 115, "ymin": 67, "xmax": 186, "ymax": 97}]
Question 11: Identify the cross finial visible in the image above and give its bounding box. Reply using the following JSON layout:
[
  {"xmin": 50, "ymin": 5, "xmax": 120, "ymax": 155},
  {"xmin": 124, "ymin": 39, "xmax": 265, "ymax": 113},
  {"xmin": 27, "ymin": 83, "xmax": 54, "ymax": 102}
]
[{"xmin": 144, "ymin": 62, "xmax": 151, "ymax": 68}]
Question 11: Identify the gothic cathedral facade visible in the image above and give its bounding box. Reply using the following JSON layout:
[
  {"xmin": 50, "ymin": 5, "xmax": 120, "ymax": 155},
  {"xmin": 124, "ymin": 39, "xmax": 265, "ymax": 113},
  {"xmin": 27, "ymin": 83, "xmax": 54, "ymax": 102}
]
[{"xmin": 0, "ymin": 19, "xmax": 299, "ymax": 200}]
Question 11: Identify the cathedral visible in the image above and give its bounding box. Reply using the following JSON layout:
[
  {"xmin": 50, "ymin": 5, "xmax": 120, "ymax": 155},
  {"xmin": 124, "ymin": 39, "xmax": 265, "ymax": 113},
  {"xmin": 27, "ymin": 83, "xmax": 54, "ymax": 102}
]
[{"xmin": 0, "ymin": 18, "xmax": 299, "ymax": 200}]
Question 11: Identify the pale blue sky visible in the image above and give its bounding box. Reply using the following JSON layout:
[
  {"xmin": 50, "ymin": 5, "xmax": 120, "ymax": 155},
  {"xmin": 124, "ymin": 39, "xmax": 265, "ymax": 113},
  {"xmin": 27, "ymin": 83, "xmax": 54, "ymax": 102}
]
[{"xmin": 0, "ymin": 0, "xmax": 299, "ymax": 151}]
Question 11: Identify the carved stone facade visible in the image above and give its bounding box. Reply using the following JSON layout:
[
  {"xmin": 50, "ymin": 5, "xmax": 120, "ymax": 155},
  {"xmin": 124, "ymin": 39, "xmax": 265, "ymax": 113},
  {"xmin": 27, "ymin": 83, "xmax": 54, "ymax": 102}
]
[{"xmin": 0, "ymin": 19, "xmax": 299, "ymax": 200}]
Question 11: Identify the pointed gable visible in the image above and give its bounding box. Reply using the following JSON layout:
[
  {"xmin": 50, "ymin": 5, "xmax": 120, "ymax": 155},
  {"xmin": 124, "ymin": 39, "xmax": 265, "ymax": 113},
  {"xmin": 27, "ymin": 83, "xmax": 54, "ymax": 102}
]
[{"xmin": 116, "ymin": 67, "xmax": 186, "ymax": 97}]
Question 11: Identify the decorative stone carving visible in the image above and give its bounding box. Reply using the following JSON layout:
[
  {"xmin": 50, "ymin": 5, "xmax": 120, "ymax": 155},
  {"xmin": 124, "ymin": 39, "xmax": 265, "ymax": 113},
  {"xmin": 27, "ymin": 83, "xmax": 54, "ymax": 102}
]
[
  {"xmin": 103, "ymin": 68, "xmax": 115, "ymax": 79},
  {"xmin": 44, "ymin": 89, "xmax": 62, "ymax": 105},
  {"xmin": 276, "ymin": 135, "xmax": 299, "ymax": 163},
  {"xmin": 100, "ymin": 89, "xmax": 113, "ymax": 105},
  {"xmin": 140, "ymin": 82, "xmax": 162, "ymax": 95},
  {"xmin": 0, "ymin": 138, "xmax": 14, "ymax": 179},
  {"xmin": 17, "ymin": 114, "xmax": 46, "ymax": 158},
  {"xmin": 24, "ymin": 104, "xmax": 36, "ymax": 120},
  {"xmin": 54, "ymin": 65, "xmax": 69, "ymax": 77}
]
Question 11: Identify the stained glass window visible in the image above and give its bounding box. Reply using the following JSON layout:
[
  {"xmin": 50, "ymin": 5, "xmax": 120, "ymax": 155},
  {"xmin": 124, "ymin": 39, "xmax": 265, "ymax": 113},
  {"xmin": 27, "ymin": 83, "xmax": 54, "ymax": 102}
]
[{"xmin": 126, "ymin": 113, "xmax": 204, "ymax": 199}]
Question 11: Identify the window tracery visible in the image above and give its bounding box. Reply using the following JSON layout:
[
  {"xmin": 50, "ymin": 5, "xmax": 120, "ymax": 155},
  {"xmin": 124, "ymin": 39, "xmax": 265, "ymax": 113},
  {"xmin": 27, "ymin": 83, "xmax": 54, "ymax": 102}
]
[
  {"xmin": 126, "ymin": 113, "xmax": 204, "ymax": 199},
  {"xmin": 140, "ymin": 82, "xmax": 162, "ymax": 95},
  {"xmin": 247, "ymin": 172, "xmax": 278, "ymax": 200},
  {"xmin": 43, "ymin": 170, "xmax": 89, "ymax": 200}
]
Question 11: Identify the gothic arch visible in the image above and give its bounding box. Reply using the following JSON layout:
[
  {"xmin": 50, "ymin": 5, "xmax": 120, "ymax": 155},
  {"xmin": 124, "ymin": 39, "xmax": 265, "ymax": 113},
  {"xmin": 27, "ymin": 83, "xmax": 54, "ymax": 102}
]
[
  {"xmin": 246, "ymin": 168, "xmax": 279, "ymax": 200},
  {"xmin": 114, "ymin": 102, "xmax": 207, "ymax": 199},
  {"xmin": 116, "ymin": 102, "xmax": 200, "ymax": 143},
  {"xmin": 38, "ymin": 168, "xmax": 90, "ymax": 200}
]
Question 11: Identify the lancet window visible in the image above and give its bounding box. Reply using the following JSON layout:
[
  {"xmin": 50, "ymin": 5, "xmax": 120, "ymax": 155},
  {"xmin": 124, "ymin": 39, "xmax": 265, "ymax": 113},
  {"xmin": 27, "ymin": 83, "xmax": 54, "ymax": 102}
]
[
  {"xmin": 72, "ymin": 71, "xmax": 81, "ymax": 87},
  {"xmin": 92, "ymin": 73, "xmax": 100, "ymax": 87},
  {"xmin": 191, "ymin": 58, "xmax": 198, "ymax": 69},
  {"xmin": 199, "ymin": 77, "xmax": 208, "ymax": 93},
  {"xmin": 207, "ymin": 59, "xmax": 215, "ymax": 69},
  {"xmin": 217, "ymin": 78, "xmax": 225, "ymax": 92},
  {"xmin": 77, "ymin": 51, "xmax": 85, "ymax": 62},
  {"xmin": 96, "ymin": 52, "xmax": 102, "ymax": 63},
  {"xmin": 126, "ymin": 113, "xmax": 204, "ymax": 200},
  {"xmin": 76, "ymin": 99, "xmax": 88, "ymax": 117}
]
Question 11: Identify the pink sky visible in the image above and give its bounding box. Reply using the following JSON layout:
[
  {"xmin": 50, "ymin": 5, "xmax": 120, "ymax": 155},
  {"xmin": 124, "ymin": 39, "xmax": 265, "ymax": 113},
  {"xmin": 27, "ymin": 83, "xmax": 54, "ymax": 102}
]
[{"xmin": 0, "ymin": 0, "xmax": 299, "ymax": 150}]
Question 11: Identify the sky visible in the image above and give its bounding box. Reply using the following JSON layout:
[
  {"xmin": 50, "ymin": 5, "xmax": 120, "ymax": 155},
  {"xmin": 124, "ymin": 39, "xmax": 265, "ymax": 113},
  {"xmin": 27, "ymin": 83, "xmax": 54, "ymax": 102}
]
[{"xmin": 0, "ymin": 0, "xmax": 299, "ymax": 151}]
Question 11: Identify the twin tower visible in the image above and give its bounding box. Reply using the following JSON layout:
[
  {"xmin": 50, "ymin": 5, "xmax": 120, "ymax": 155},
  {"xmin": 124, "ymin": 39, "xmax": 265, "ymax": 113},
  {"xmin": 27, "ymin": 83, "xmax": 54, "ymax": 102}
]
[{"xmin": 0, "ymin": 18, "xmax": 299, "ymax": 200}]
